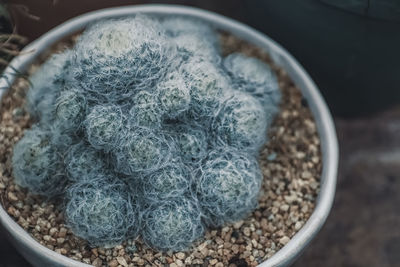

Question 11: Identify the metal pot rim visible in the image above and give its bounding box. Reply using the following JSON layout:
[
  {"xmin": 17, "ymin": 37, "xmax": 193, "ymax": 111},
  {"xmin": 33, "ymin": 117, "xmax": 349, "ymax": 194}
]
[{"xmin": 0, "ymin": 4, "xmax": 338, "ymax": 267}]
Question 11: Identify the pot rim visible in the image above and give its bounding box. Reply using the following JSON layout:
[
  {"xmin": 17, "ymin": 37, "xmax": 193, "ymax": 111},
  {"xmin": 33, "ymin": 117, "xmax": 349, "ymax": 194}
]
[{"xmin": 0, "ymin": 4, "xmax": 338, "ymax": 267}]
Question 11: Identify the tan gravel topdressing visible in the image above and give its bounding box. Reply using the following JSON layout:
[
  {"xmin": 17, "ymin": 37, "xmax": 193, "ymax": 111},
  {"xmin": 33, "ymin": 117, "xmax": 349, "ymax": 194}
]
[{"xmin": 0, "ymin": 33, "xmax": 321, "ymax": 267}]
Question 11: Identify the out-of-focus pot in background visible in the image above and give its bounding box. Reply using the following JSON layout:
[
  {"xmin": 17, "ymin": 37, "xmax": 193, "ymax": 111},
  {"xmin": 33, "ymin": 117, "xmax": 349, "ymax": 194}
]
[
  {"xmin": 7, "ymin": 0, "xmax": 400, "ymax": 117},
  {"xmin": 243, "ymin": 0, "xmax": 400, "ymax": 117}
]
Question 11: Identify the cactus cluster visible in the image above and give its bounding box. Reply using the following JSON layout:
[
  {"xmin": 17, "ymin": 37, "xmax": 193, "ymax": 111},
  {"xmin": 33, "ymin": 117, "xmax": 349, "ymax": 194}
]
[{"xmin": 12, "ymin": 15, "xmax": 281, "ymax": 251}]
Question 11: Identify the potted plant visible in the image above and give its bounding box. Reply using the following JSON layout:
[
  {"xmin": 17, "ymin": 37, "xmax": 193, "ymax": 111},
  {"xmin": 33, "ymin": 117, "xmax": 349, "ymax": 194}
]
[{"xmin": 0, "ymin": 5, "xmax": 338, "ymax": 267}]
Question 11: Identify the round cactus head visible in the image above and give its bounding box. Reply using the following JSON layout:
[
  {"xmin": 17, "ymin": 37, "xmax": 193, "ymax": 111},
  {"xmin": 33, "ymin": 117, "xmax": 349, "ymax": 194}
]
[
  {"xmin": 27, "ymin": 50, "xmax": 72, "ymax": 123},
  {"xmin": 128, "ymin": 90, "xmax": 163, "ymax": 128},
  {"xmin": 213, "ymin": 91, "xmax": 269, "ymax": 152},
  {"xmin": 12, "ymin": 126, "xmax": 66, "ymax": 197},
  {"xmin": 172, "ymin": 34, "xmax": 220, "ymax": 63},
  {"xmin": 223, "ymin": 53, "xmax": 281, "ymax": 112},
  {"xmin": 157, "ymin": 72, "xmax": 191, "ymax": 118},
  {"xmin": 112, "ymin": 128, "xmax": 171, "ymax": 175},
  {"xmin": 64, "ymin": 141, "xmax": 108, "ymax": 182},
  {"xmin": 195, "ymin": 148, "xmax": 262, "ymax": 227},
  {"xmin": 181, "ymin": 59, "xmax": 231, "ymax": 121},
  {"xmin": 170, "ymin": 124, "xmax": 208, "ymax": 164},
  {"xmin": 163, "ymin": 17, "xmax": 219, "ymax": 62},
  {"xmin": 65, "ymin": 177, "xmax": 140, "ymax": 247},
  {"xmin": 54, "ymin": 88, "xmax": 87, "ymax": 132},
  {"xmin": 142, "ymin": 197, "xmax": 204, "ymax": 251},
  {"xmin": 183, "ymin": 59, "xmax": 229, "ymax": 103},
  {"xmin": 72, "ymin": 16, "xmax": 176, "ymax": 103},
  {"xmin": 84, "ymin": 105, "xmax": 125, "ymax": 151},
  {"xmin": 141, "ymin": 161, "xmax": 191, "ymax": 201},
  {"xmin": 162, "ymin": 17, "xmax": 216, "ymax": 39}
]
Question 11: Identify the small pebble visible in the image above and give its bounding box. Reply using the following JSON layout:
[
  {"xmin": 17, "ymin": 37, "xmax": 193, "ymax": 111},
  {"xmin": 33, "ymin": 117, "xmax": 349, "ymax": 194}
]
[
  {"xmin": 7, "ymin": 191, "xmax": 18, "ymax": 202},
  {"xmin": 108, "ymin": 259, "xmax": 118, "ymax": 267},
  {"xmin": 243, "ymin": 227, "xmax": 251, "ymax": 237},
  {"xmin": 280, "ymin": 204, "xmax": 289, "ymax": 212},
  {"xmin": 267, "ymin": 153, "xmax": 277, "ymax": 161},
  {"xmin": 233, "ymin": 220, "xmax": 244, "ymax": 229},
  {"xmin": 117, "ymin": 256, "xmax": 128, "ymax": 267},
  {"xmin": 295, "ymin": 221, "xmax": 303, "ymax": 230},
  {"xmin": 209, "ymin": 259, "xmax": 218, "ymax": 265},
  {"xmin": 92, "ymin": 258, "xmax": 102, "ymax": 267},
  {"xmin": 279, "ymin": 236, "xmax": 290, "ymax": 245},
  {"xmin": 175, "ymin": 252, "xmax": 185, "ymax": 260}
]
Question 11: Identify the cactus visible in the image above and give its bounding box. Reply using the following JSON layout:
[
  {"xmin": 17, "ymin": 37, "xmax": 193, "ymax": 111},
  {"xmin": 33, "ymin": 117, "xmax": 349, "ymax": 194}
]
[
  {"xmin": 157, "ymin": 72, "xmax": 191, "ymax": 118},
  {"xmin": 129, "ymin": 90, "xmax": 163, "ymax": 128},
  {"xmin": 223, "ymin": 52, "xmax": 281, "ymax": 114},
  {"xmin": 84, "ymin": 105, "xmax": 125, "ymax": 151},
  {"xmin": 27, "ymin": 51, "xmax": 72, "ymax": 123},
  {"xmin": 65, "ymin": 177, "xmax": 140, "ymax": 247},
  {"xmin": 141, "ymin": 197, "xmax": 204, "ymax": 251},
  {"xmin": 14, "ymin": 15, "xmax": 281, "ymax": 251},
  {"xmin": 140, "ymin": 161, "xmax": 191, "ymax": 201},
  {"xmin": 112, "ymin": 128, "xmax": 172, "ymax": 175},
  {"xmin": 181, "ymin": 58, "xmax": 231, "ymax": 123},
  {"xmin": 54, "ymin": 88, "xmax": 87, "ymax": 132},
  {"xmin": 64, "ymin": 141, "xmax": 108, "ymax": 182},
  {"xmin": 169, "ymin": 124, "xmax": 208, "ymax": 164},
  {"xmin": 12, "ymin": 126, "xmax": 66, "ymax": 197},
  {"xmin": 195, "ymin": 148, "xmax": 262, "ymax": 227},
  {"xmin": 173, "ymin": 34, "xmax": 220, "ymax": 62},
  {"xmin": 213, "ymin": 91, "xmax": 269, "ymax": 153},
  {"xmin": 162, "ymin": 17, "xmax": 216, "ymax": 39},
  {"xmin": 71, "ymin": 16, "xmax": 176, "ymax": 103},
  {"xmin": 163, "ymin": 17, "xmax": 219, "ymax": 62}
]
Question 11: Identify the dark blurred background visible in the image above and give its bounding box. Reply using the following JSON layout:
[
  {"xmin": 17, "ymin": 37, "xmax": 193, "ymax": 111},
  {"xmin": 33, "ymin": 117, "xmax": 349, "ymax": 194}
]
[{"xmin": 1, "ymin": 0, "xmax": 400, "ymax": 266}]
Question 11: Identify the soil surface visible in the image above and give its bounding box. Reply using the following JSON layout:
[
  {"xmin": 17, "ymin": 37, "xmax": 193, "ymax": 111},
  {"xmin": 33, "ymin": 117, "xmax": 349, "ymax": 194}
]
[{"xmin": 3, "ymin": 109, "xmax": 400, "ymax": 267}]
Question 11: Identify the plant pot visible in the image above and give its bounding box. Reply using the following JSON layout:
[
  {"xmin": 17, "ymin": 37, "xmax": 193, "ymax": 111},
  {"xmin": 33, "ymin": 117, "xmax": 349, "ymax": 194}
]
[{"xmin": 0, "ymin": 5, "xmax": 338, "ymax": 267}]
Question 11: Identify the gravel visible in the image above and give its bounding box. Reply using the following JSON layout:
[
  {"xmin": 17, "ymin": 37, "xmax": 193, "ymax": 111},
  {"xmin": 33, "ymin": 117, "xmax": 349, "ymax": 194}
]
[{"xmin": 0, "ymin": 33, "xmax": 321, "ymax": 267}]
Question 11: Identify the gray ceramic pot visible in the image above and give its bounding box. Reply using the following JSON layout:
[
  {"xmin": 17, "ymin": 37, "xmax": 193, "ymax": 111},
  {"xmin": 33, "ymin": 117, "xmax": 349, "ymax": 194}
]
[{"xmin": 0, "ymin": 5, "xmax": 338, "ymax": 267}]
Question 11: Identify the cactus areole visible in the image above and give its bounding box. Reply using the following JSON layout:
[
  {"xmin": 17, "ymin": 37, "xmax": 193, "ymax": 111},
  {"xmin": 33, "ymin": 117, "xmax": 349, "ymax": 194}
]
[{"xmin": 12, "ymin": 15, "xmax": 281, "ymax": 251}]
